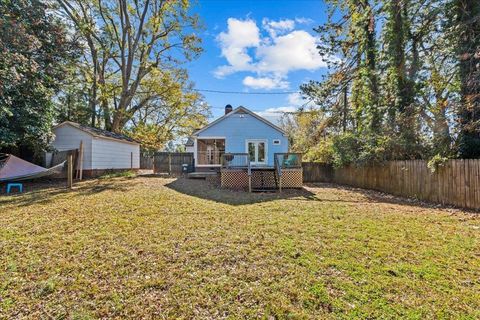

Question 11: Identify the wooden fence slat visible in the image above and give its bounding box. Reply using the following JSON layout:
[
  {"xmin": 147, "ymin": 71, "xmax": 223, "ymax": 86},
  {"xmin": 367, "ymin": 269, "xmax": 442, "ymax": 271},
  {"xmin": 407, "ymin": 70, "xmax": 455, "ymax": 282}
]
[
  {"xmin": 153, "ymin": 152, "xmax": 194, "ymax": 174},
  {"xmin": 451, "ymin": 160, "xmax": 457, "ymax": 206},
  {"xmin": 469, "ymin": 160, "xmax": 474, "ymax": 209},
  {"xmin": 474, "ymin": 160, "xmax": 480, "ymax": 209},
  {"xmin": 475, "ymin": 161, "xmax": 480, "ymax": 209},
  {"xmin": 464, "ymin": 160, "xmax": 468, "ymax": 208},
  {"xmin": 471, "ymin": 160, "xmax": 475, "ymax": 209}
]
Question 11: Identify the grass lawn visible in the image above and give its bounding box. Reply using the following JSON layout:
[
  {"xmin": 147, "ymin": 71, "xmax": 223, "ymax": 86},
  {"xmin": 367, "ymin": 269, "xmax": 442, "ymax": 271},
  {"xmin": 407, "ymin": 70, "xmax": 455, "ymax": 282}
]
[{"xmin": 1, "ymin": 176, "xmax": 479, "ymax": 319}]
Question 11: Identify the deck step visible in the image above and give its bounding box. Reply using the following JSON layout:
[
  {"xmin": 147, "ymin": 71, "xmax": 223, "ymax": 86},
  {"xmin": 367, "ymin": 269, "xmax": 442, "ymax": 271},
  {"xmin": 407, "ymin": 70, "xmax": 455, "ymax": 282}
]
[{"xmin": 187, "ymin": 172, "xmax": 218, "ymax": 179}]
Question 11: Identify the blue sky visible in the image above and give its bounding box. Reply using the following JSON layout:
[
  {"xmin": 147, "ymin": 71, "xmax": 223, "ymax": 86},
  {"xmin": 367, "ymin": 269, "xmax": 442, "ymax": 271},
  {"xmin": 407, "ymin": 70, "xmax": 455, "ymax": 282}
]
[{"xmin": 186, "ymin": 0, "xmax": 330, "ymax": 121}]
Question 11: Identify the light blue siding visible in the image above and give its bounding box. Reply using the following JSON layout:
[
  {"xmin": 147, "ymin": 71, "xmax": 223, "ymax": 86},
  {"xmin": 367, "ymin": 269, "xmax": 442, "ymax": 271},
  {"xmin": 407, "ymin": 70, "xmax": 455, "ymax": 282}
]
[{"xmin": 197, "ymin": 112, "xmax": 288, "ymax": 166}]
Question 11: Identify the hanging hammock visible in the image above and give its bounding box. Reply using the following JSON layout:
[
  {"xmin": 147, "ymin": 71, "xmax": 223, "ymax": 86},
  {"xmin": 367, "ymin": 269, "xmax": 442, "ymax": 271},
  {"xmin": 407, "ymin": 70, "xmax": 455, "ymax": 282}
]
[{"xmin": 0, "ymin": 154, "xmax": 66, "ymax": 182}]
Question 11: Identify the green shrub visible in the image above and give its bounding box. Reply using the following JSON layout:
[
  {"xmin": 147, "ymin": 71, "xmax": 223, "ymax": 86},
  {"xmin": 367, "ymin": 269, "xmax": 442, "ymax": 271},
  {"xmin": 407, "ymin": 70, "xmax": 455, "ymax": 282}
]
[
  {"xmin": 303, "ymin": 138, "xmax": 334, "ymax": 163},
  {"xmin": 427, "ymin": 154, "xmax": 449, "ymax": 172}
]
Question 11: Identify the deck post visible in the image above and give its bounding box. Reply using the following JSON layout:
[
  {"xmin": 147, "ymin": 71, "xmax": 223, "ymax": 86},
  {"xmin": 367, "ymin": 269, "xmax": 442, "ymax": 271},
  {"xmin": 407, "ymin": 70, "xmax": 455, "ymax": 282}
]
[
  {"xmin": 279, "ymin": 175, "xmax": 282, "ymax": 192},
  {"xmin": 248, "ymin": 175, "xmax": 252, "ymax": 192}
]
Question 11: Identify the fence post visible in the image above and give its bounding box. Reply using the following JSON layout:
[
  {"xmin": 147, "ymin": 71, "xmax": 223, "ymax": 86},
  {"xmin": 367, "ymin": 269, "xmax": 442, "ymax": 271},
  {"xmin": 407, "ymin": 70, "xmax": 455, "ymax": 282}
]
[
  {"xmin": 67, "ymin": 152, "xmax": 73, "ymax": 189},
  {"xmin": 168, "ymin": 153, "xmax": 172, "ymax": 175},
  {"xmin": 78, "ymin": 141, "xmax": 84, "ymax": 180}
]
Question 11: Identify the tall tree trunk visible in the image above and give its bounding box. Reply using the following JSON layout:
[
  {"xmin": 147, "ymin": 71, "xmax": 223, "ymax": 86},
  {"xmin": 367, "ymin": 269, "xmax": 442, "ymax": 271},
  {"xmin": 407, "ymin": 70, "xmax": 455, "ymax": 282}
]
[
  {"xmin": 365, "ymin": 4, "xmax": 380, "ymax": 133},
  {"xmin": 342, "ymin": 85, "xmax": 348, "ymax": 133},
  {"xmin": 456, "ymin": 0, "xmax": 480, "ymax": 158},
  {"xmin": 387, "ymin": 0, "xmax": 418, "ymax": 157},
  {"xmin": 352, "ymin": 0, "xmax": 380, "ymax": 135},
  {"xmin": 86, "ymin": 29, "xmax": 99, "ymax": 127},
  {"xmin": 89, "ymin": 67, "xmax": 97, "ymax": 127},
  {"xmin": 112, "ymin": 94, "xmax": 133, "ymax": 132}
]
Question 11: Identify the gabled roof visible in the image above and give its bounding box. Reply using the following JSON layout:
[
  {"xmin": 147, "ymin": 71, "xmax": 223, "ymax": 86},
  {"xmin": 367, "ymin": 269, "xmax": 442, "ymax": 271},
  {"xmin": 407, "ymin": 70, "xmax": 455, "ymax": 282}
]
[
  {"xmin": 54, "ymin": 121, "xmax": 140, "ymax": 144},
  {"xmin": 193, "ymin": 106, "xmax": 286, "ymax": 136}
]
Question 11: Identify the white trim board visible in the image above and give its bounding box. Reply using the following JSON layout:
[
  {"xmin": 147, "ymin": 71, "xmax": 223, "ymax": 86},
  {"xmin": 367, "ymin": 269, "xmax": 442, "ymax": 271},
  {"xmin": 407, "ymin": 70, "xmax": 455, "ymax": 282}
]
[
  {"xmin": 193, "ymin": 136, "xmax": 226, "ymax": 167},
  {"xmin": 245, "ymin": 139, "xmax": 268, "ymax": 166}
]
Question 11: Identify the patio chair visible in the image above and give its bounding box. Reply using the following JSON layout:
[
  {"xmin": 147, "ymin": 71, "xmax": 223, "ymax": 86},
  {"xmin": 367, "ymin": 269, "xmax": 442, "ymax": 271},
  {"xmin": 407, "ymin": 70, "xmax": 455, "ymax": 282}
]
[{"xmin": 284, "ymin": 154, "xmax": 299, "ymax": 167}]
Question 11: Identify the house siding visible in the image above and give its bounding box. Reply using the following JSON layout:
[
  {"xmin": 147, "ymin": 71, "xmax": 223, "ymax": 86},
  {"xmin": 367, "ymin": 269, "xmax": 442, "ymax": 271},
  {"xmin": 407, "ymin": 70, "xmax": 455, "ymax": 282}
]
[
  {"xmin": 196, "ymin": 112, "xmax": 288, "ymax": 166},
  {"xmin": 52, "ymin": 125, "xmax": 93, "ymax": 169},
  {"xmin": 52, "ymin": 123, "xmax": 140, "ymax": 171},
  {"xmin": 91, "ymin": 138, "xmax": 140, "ymax": 169}
]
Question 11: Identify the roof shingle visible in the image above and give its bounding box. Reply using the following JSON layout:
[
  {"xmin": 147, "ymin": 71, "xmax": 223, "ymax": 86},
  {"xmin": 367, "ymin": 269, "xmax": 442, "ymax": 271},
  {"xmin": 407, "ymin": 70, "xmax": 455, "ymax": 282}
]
[{"xmin": 56, "ymin": 122, "xmax": 140, "ymax": 144}]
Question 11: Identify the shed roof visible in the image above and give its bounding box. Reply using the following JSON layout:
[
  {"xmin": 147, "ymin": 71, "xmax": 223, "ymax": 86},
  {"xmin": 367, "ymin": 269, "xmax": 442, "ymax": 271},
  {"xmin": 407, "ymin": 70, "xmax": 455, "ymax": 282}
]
[{"xmin": 54, "ymin": 121, "xmax": 140, "ymax": 144}]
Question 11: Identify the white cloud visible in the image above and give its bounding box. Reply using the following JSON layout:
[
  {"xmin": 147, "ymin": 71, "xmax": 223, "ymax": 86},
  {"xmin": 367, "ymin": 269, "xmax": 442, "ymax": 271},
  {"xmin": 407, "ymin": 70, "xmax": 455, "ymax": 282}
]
[
  {"xmin": 256, "ymin": 106, "xmax": 297, "ymax": 125},
  {"xmin": 295, "ymin": 17, "xmax": 314, "ymax": 25},
  {"xmin": 262, "ymin": 18, "xmax": 295, "ymax": 37},
  {"xmin": 215, "ymin": 18, "xmax": 260, "ymax": 77},
  {"xmin": 214, "ymin": 17, "xmax": 330, "ymax": 89},
  {"xmin": 287, "ymin": 92, "xmax": 304, "ymax": 106},
  {"xmin": 243, "ymin": 76, "xmax": 289, "ymax": 90},
  {"xmin": 257, "ymin": 106, "xmax": 297, "ymax": 116},
  {"xmin": 253, "ymin": 91, "xmax": 314, "ymax": 123},
  {"xmin": 256, "ymin": 30, "xmax": 327, "ymax": 74}
]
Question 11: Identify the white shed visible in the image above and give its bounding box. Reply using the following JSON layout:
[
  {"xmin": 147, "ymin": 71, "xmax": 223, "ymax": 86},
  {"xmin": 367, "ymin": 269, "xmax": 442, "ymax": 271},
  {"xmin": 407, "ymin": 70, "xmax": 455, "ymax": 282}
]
[{"xmin": 51, "ymin": 121, "xmax": 140, "ymax": 177}]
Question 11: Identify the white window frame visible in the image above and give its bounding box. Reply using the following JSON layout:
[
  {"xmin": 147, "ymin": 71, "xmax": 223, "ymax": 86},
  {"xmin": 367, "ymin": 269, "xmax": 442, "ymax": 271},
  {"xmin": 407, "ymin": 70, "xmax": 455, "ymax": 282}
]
[
  {"xmin": 194, "ymin": 136, "xmax": 226, "ymax": 167},
  {"xmin": 245, "ymin": 139, "xmax": 268, "ymax": 166}
]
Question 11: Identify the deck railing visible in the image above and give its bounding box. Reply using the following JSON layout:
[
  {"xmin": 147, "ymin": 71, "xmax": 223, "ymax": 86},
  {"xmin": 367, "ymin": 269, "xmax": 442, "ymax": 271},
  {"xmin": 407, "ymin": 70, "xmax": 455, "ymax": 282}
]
[
  {"xmin": 221, "ymin": 153, "xmax": 250, "ymax": 168},
  {"xmin": 274, "ymin": 153, "xmax": 303, "ymax": 169},
  {"xmin": 222, "ymin": 153, "xmax": 252, "ymax": 191},
  {"xmin": 274, "ymin": 154, "xmax": 283, "ymax": 191},
  {"xmin": 274, "ymin": 153, "xmax": 303, "ymax": 192}
]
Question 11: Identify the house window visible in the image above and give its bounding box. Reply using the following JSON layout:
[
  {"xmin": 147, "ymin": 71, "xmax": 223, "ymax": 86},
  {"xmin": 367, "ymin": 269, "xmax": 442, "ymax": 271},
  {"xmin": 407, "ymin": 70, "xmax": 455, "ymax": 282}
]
[{"xmin": 273, "ymin": 139, "xmax": 281, "ymax": 145}]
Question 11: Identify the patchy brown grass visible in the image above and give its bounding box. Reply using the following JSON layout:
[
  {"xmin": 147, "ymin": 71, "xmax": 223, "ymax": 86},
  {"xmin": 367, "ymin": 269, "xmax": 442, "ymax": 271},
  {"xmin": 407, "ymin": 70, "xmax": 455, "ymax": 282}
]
[{"xmin": 0, "ymin": 177, "xmax": 479, "ymax": 319}]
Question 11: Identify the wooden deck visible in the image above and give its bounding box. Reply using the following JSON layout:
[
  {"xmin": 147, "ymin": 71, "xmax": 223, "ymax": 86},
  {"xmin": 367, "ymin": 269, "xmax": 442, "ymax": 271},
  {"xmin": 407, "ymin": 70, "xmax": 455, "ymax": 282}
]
[
  {"xmin": 185, "ymin": 153, "xmax": 304, "ymax": 192},
  {"xmin": 220, "ymin": 167, "xmax": 303, "ymax": 192}
]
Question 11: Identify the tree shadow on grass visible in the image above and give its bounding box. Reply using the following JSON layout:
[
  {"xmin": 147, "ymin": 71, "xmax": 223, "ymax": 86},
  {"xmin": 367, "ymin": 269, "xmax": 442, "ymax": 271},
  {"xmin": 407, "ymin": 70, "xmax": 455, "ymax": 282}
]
[
  {"xmin": 164, "ymin": 177, "xmax": 319, "ymax": 206},
  {"xmin": 304, "ymin": 182, "xmax": 479, "ymax": 214},
  {"xmin": 0, "ymin": 178, "xmax": 139, "ymax": 208}
]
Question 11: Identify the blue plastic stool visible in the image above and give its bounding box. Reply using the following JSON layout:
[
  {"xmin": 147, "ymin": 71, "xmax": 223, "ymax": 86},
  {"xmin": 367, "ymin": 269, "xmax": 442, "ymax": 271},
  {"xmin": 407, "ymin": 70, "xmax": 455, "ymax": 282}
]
[{"xmin": 6, "ymin": 183, "xmax": 23, "ymax": 194}]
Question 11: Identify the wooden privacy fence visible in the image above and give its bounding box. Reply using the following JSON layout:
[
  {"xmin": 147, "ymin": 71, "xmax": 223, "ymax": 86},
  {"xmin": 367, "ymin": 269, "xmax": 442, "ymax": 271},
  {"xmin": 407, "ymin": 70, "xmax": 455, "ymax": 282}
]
[
  {"xmin": 140, "ymin": 155, "xmax": 154, "ymax": 169},
  {"xmin": 302, "ymin": 160, "xmax": 480, "ymax": 210},
  {"xmin": 153, "ymin": 152, "xmax": 194, "ymax": 175},
  {"xmin": 302, "ymin": 162, "xmax": 334, "ymax": 182}
]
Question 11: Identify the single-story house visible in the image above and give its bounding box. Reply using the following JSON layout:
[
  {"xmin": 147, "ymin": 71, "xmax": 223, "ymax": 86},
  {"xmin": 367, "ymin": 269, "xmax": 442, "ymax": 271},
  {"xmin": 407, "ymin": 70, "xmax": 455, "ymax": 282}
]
[
  {"xmin": 188, "ymin": 105, "xmax": 289, "ymax": 171},
  {"xmin": 50, "ymin": 121, "xmax": 140, "ymax": 177}
]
